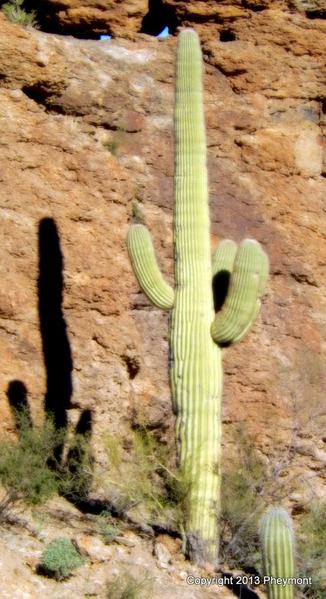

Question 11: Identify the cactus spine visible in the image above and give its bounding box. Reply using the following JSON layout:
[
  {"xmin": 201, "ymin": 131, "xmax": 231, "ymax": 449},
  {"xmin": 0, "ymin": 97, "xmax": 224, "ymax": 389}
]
[
  {"xmin": 127, "ymin": 29, "xmax": 268, "ymax": 564},
  {"xmin": 260, "ymin": 507, "xmax": 295, "ymax": 599}
]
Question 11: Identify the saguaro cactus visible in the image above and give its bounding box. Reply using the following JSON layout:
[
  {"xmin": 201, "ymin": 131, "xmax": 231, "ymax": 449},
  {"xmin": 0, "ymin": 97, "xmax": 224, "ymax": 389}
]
[
  {"xmin": 260, "ymin": 507, "xmax": 295, "ymax": 599},
  {"xmin": 127, "ymin": 29, "xmax": 268, "ymax": 564}
]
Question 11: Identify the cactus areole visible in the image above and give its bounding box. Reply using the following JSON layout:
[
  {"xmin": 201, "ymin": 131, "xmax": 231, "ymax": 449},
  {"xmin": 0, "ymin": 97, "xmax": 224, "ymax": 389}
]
[{"xmin": 127, "ymin": 29, "xmax": 268, "ymax": 564}]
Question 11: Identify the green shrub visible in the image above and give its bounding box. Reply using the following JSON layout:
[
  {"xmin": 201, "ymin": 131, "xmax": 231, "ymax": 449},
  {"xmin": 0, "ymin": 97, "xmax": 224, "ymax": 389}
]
[
  {"xmin": 39, "ymin": 537, "xmax": 84, "ymax": 581},
  {"xmin": 104, "ymin": 426, "xmax": 188, "ymax": 531},
  {"xmin": 0, "ymin": 414, "xmax": 62, "ymax": 504},
  {"xmin": 96, "ymin": 511, "xmax": 122, "ymax": 544},
  {"xmin": 104, "ymin": 427, "xmax": 160, "ymax": 511},
  {"xmin": 0, "ymin": 408, "xmax": 95, "ymax": 507},
  {"xmin": 106, "ymin": 572, "xmax": 152, "ymax": 599},
  {"xmin": 297, "ymin": 502, "xmax": 326, "ymax": 598},
  {"xmin": 220, "ymin": 429, "xmax": 268, "ymax": 571},
  {"xmin": 2, "ymin": 0, "xmax": 38, "ymax": 28},
  {"xmin": 58, "ymin": 432, "xmax": 94, "ymax": 502}
]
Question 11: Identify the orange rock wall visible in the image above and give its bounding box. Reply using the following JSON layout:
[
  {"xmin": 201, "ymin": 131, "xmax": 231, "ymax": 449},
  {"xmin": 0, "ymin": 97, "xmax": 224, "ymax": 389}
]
[{"xmin": 0, "ymin": 7, "xmax": 325, "ymax": 509}]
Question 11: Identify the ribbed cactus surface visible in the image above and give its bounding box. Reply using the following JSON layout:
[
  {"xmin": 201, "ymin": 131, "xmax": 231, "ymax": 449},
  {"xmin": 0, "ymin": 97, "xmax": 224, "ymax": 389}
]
[
  {"xmin": 127, "ymin": 29, "xmax": 268, "ymax": 564},
  {"xmin": 260, "ymin": 507, "xmax": 295, "ymax": 599},
  {"xmin": 171, "ymin": 29, "xmax": 222, "ymax": 561},
  {"xmin": 127, "ymin": 224, "xmax": 174, "ymax": 309}
]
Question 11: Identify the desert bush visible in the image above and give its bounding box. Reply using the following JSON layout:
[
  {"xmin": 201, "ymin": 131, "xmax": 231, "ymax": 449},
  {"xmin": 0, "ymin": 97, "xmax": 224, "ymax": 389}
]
[
  {"xmin": 297, "ymin": 501, "xmax": 326, "ymax": 598},
  {"xmin": 129, "ymin": 426, "xmax": 167, "ymax": 510},
  {"xmin": 39, "ymin": 537, "xmax": 84, "ymax": 581},
  {"xmin": 0, "ymin": 413, "xmax": 62, "ymax": 504},
  {"xmin": 58, "ymin": 432, "xmax": 94, "ymax": 503},
  {"xmin": 104, "ymin": 426, "xmax": 188, "ymax": 530},
  {"xmin": 96, "ymin": 511, "xmax": 122, "ymax": 544},
  {"xmin": 2, "ymin": 0, "xmax": 38, "ymax": 28},
  {"xmin": 220, "ymin": 429, "xmax": 268, "ymax": 571},
  {"xmin": 106, "ymin": 572, "xmax": 152, "ymax": 599},
  {"xmin": 0, "ymin": 411, "xmax": 93, "ymax": 507}
]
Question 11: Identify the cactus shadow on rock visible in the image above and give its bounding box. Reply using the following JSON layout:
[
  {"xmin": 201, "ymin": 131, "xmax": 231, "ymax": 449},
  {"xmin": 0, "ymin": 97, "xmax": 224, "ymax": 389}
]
[
  {"xmin": 6, "ymin": 380, "xmax": 33, "ymax": 431},
  {"xmin": 1, "ymin": 219, "xmax": 97, "ymax": 509},
  {"xmin": 38, "ymin": 218, "xmax": 73, "ymax": 445},
  {"xmin": 38, "ymin": 218, "xmax": 97, "ymax": 505}
]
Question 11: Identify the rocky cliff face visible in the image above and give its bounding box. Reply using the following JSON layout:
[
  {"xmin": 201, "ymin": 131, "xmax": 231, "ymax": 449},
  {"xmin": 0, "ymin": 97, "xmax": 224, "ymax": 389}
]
[
  {"xmin": 23, "ymin": 0, "xmax": 326, "ymax": 37},
  {"xmin": 0, "ymin": 2, "xmax": 325, "ymax": 523}
]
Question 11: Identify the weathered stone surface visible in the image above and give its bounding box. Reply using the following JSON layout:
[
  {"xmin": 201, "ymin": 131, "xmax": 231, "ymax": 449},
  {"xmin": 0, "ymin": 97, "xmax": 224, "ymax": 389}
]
[
  {"xmin": 165, "ymin": 0, "xmax": 326, "ymax": 22},
  {"xmin": 27, "ymin": 0, "xmax": 150, "ymax": 37},
  {"xmin": 26, "ymin": 0, "xmax": 326, "ymax": 37},
  {"xmin": 74, "ymin": 533, "xmax": 113, "ymax": 561},
  {"xmin": 153, "ymin": 540, "xmax": 172, "ymax": 567},
  {"xmin": 0, "ymin": 0, "xmax": 325, "ymax": 547}
]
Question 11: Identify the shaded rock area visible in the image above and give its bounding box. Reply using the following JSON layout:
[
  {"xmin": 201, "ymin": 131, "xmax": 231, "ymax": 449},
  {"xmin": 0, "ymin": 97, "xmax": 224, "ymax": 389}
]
[{"xmin": 0, "ymin": 3, "xmax": 325, "ymax": 596}]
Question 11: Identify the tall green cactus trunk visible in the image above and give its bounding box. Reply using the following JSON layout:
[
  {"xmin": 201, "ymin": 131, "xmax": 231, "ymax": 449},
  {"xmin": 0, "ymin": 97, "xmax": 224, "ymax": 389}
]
[
  {"xmin": 171, "ymin": 30, "xmax": 222, "ymax": 561},
  {"xmin": 127, "ymin": 29, "xmax": 268, "ymax": 565}
]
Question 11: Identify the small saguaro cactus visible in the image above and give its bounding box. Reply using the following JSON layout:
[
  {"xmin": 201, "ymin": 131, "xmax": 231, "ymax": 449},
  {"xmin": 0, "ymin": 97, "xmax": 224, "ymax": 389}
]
[
  {"xmin": 260, "ymin": 507, "xmax": 296, "ymax": 599},
  {"xmin": 127, "ymin": 29, "xmax": 268, "ymax": 564}
]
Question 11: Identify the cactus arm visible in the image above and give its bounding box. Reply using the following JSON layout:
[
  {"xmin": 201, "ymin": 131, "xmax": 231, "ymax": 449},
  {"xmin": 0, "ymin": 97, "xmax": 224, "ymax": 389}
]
[
  {"xmin": 259, "ymin": 507, "xmax": 295, "ymax": 599},
  {"xmin": 212, "ymin": 239, "xmax": 238, "ymax": 277},
  {"xmin": 211, "ymin": 239, "xmax": 269, "ymax": 345},
  {"xmin": 127, "ymin": 224, "xmax": 174, "ymax": 310}
]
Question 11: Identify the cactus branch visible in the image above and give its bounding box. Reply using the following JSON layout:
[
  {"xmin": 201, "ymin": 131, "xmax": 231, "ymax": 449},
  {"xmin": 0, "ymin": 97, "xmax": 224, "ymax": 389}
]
[
  {"xmin": 212, "ymin": 239, "xmax": 238, "ymax": 277},
  {"xmin": 211, "ymin": 239, "xmax": 269, "ymax": 345},
  {"xmin": 127, "ymin": 224, "xmax": 174, "ymax": 310}
]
